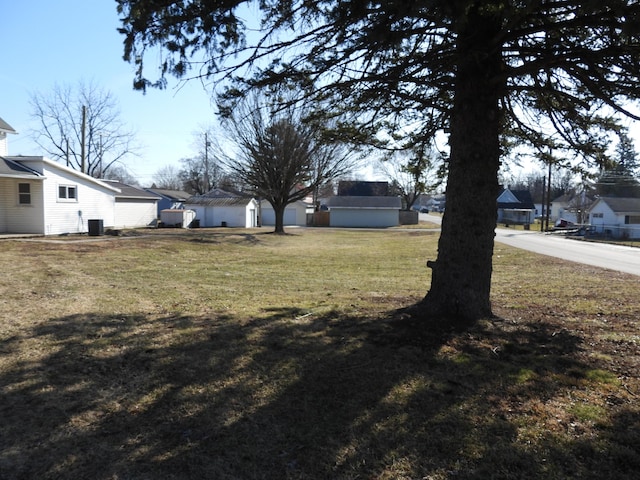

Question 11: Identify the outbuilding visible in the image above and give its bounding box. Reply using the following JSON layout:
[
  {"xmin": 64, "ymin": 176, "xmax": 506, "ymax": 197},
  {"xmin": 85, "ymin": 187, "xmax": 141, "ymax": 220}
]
[
  {"xmin": 185, "ymin": 189, "xmax": 259, "ymax": 228},
  {"xmin": 260, "ymin": 200, "xmax": 310, "ymax": 227},
  {"xmin": 160, "ymin": 209, "xmax": 196, "ymax": 228},
  {"xmin": 103, "ymin": 180, "xmax": 160, "ymax": 229},
  {"xmin": 328, "ymin": 196, "xmax": 401, "ymax": 228},
  {"xmin": 145, "ymin": 188, "xmax": 191, "ymax": 217}
]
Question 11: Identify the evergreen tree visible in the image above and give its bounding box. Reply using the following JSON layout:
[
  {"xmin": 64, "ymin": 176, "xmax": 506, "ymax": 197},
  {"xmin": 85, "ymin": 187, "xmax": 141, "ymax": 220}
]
[
  {"xmin": 117, "ymin": 1, "xmax": 640, "ymax": 322},
  {"xmin": 597, "ymin": 130, "xmax": 640, "ymax": 197}
]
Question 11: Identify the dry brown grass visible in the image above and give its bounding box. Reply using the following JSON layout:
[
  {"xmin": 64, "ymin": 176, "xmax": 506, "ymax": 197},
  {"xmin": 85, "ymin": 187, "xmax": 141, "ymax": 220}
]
[{"xmin": 1, "ymin": 228, "xmax": 639, "ymax": 479}]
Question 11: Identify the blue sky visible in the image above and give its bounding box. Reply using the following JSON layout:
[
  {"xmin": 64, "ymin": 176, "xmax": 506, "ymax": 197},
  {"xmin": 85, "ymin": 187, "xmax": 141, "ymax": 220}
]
[
  {"xmin": 3, "ymin": 2, "xmax": 639, "ymax": 187},
  {"xmin": 1, "ymin": 1, "xmax": 217, "ymax": 186}
]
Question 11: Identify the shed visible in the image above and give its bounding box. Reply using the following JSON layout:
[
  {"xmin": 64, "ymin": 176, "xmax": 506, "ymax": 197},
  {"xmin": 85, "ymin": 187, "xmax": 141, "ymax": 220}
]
[
  {"xmin": 185, "ymin": 188, "xmax": 259, "ymax": 228},
  {"xmin": 160, "ymin": 209, "xmax": 197, "ymax": 228},
  {"xmin": 328, "ymin": 196, "xmax": 401, "ymax": 227},
  {"xmin": 145, "ymin": 188, "xmax": 191, "ymax": 217}
]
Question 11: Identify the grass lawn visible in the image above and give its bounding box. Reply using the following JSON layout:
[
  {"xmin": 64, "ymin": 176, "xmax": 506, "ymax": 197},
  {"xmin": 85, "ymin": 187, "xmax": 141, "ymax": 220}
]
[{"xmin": 1, "ymin": 228, "xmax": 639, "ymax": 479}]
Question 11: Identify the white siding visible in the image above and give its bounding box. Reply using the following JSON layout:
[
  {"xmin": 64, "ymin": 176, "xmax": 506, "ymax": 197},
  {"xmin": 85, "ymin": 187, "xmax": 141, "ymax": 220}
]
[
  {"xmin": 589, "ymin": 202, "xmax": 617, "ymax": 229},
  {"xmin": 260, "ymin": 201, "xmax": 308, "ymax": 226},
  {"xmin": 114, "ymin": 199, "xmax": 158, "ymax": 229},
  {"xmin": 0, "ymin": 178, "xmax": 45, "ymax": 233},
  {"xmin": 40, "ymin": 163, "xmax": 115, "ymax": 235},
  {"xmin": 0, "ymin": 179, "xmax": 5, "ymax": 232},
  {"xmin": 186, "ymin": 200, "xmax": 258, "ymax": 228},
  {"xmin": 0, "ymin": 132, "xmax": 8, "ymax": 156},
  {"xmin": 330, "ymin": 208, "xmax": 399, "ymax": 228},
  {"xmin": 208, "ymin": 205, "xmax": 248, "ymax": 227},
  {"xmin": 589, "ymin": 200, "xmax": 640, "ymax": 239},
  {"xmin": 160, "ymin": 209, "xmax": 196, "ymax": 228}
]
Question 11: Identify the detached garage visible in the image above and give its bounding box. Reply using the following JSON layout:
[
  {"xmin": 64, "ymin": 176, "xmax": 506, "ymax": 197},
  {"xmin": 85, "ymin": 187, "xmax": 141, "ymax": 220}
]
[
  {"xmin": 260, "ymin": 200, "xmax": 310, "ymax": 226},
  {"xmin": 104, "ymin": 180, "xmax": 160, "ymax": 228},
  {"xmin": 185, "ymin": 189, "xmax": 259, "ymax": 228},
  {"xmin": 328, "ymin": 196, "xmax": 401, "ymax": 227}
]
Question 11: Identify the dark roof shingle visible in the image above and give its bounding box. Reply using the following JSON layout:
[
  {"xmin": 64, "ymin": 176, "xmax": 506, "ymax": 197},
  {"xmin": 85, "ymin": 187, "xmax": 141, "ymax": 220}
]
[
  {"xmin": 328, "ymin": 196, "xmax": 401, "ymax": 209},
  {"xmin": 103, "ymin": 180, "xmax": 161, "ymax": 199},
  {"xmin": 597, "ymin": 197, "xmax": 640, "ymax": 213}
]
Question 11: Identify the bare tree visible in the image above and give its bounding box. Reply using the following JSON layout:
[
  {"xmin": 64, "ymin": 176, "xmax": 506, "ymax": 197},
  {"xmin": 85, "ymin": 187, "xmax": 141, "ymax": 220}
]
[
  {"xmin": 176, "ymin": 127, "xmax": 228, "ymax": 194},
  {"xmin": 102, "ymin": 164, "xmax": 139, "ymax": 186},
  {"xmin": 223, "ymin": 93, "xmax": 356, "ymax": 233},
  {"xmin": 377, "ymin": 145, "xmax": 443, "ymax": 211},
  {"xmin": 29, "ymin": 80, "xmax": 138, "ymax": 178},
  {"xmin": 152, "ymin": 165, "xmax": 183, "ymax": 190}
]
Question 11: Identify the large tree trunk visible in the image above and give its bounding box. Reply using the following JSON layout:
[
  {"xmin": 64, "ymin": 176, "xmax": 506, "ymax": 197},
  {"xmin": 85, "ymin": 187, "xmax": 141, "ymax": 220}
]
[
  {"xmin": 274, "ymin": 203, "xmax": 286, "ymax": 234},
  {"xmin": 420, "ymin": 7, "xmax": 504, "ymax": 323}
]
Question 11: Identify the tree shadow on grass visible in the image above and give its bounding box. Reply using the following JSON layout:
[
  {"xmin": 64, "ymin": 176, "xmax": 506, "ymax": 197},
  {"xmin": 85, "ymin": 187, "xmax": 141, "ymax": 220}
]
[{"xmin": 1, "ymin": 308, "xmax": 639, "ymax": 479}]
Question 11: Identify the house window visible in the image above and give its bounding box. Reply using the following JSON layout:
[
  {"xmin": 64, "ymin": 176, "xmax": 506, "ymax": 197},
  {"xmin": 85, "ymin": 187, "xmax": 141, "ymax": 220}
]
[
  {"xmin": 18, "ymin": 183, "xmax": 31, "ymax": 205},
  {"xmin": 592, "ymin": 212, "xmax": 603, "ymax": 219},
  {"xmin": 625, "ymin": 215, "xmax": 640, "ymax": 225},
  {"xmin": 58, "ymin": 185, "xmax": 78, "ymax": 201}
]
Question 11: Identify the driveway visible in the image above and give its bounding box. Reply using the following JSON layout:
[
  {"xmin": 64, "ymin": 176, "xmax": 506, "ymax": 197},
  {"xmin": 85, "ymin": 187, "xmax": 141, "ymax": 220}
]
[{"xmin": 421, "ymin": 213, "xmax": 640, "ymax": 277}]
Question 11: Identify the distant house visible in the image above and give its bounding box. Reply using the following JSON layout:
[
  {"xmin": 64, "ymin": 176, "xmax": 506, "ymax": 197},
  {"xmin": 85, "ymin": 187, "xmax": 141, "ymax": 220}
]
[
  {"xmin": 260, "ymin": 200, "xmax": 310, "ymax": 227},
  {"xmin": 588, "ymin": 197, "xmax": 640, "ymax": 239},
  {"xmin": 338, "ymin": 180, "xmax": 389, "ymax": 196},
  {"xmin": 185, "ymin": 188, "xmax": 259, "ymax": 228},
  {"xmin": 550, "ymin": 192, "xmax": 593, "ymax": 224},
  {"xmin": 414, "ymin": 193, "xmax": 446, "ymax": 213},
  {"xmin": 497, "ymin": 189, "xmax": 535, "ymax": 225},
  {"xmin": 328, "ymin": 196, "xmax": 402, "ymax": 227},
  {"xmin": 1, "ymin": 156, "xmax": 120, "ymax": 235},
  {"xmin": 145, "ymin": 188, "xmax": 191, "ymax": 216},
  {"xmin": 103, "ymin": 180, "xmax": 160, "ymax": 229}
]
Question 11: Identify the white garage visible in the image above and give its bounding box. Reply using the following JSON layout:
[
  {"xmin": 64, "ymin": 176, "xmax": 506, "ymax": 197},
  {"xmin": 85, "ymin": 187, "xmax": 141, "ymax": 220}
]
[
  {"xmin": 105, "ymin": 180, "xmax": 160, "ymax": 229},
  {"xmin": 185, "ymin": 189, "xmax": 259, "ymax": 228},
  {"xmin": 328, "ymin": 196, "xmax": 401, "ymax": 228},
  {"xmin": 260, "ymin": 200, "xmax": 310, "ymax": 226}
]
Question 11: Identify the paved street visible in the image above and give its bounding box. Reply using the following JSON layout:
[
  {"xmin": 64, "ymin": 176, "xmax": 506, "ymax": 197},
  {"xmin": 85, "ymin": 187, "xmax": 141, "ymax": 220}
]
[{"xmin": 422, "ymin": 213, "xmax": 640, "ymax": 277}]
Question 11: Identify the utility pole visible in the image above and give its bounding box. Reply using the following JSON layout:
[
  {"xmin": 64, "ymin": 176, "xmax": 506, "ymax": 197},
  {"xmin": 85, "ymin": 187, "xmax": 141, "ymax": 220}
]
[
  {"xmin": 81, "ymin": 105, "xmax": 86, "ymax": 174},
  {"xmin": 204, "ymin": 132, "xmax": 210, "ymax": 192},
  {"xmin": 540, "ymin": 175, "xmax": 546, "ymax": 232},
  {"xmin": 99, "ymin": 134, "xmax": 103, "ymax": 178},
  {"xmin": 545, "ymin": 159, "xmax": 552, "ymax": 231}
]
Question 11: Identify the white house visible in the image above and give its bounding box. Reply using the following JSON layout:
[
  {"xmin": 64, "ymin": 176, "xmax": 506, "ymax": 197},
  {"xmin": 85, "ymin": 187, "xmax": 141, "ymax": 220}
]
[
  {"xmin": 496, "ymin": 188, "xmax": 535, "ymax": 225},
  {"xmin": 103, "ymin": 180, "xmax": 160, "ymax": 229},
  {"xmin": 1, "ymin": 112, "xmax": 161, "ymax": 235},
  {"xmin": 260, "ymin": 200, "xmax": 310, "ymax": 227},
  {"xmin": 185, "ymin": 188, "xmax": 259, "ymax": 228},
  {"xmin": 1, "ymin": 156, "xmax": 120, "ymax": 235},
  {"xmin": 327, "ymin": 196, "xmax": 401, "ymax": 227},
  {"xmin": 550, "ymin": 193, "xmax": 593, "ymax": 224},
  {"xmin": 588, "ymin": 197, "xmax": 640, "ymax": 239}
]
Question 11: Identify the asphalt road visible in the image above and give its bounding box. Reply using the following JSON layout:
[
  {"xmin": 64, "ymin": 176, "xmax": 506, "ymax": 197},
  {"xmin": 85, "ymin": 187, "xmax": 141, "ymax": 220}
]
[{"xmin": 421, "ymin": 213, "xmax": 640, "ymax": 277}]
